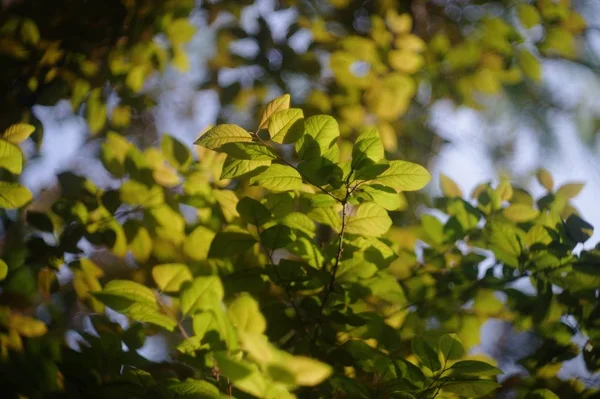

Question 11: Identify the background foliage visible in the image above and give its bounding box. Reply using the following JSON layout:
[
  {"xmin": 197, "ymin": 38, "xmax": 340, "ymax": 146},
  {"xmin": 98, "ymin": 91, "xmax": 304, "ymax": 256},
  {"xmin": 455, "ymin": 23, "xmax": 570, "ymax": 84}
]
[{"xmin": 0, "ymin": 0, "xmax": 599, "ymax": 398}]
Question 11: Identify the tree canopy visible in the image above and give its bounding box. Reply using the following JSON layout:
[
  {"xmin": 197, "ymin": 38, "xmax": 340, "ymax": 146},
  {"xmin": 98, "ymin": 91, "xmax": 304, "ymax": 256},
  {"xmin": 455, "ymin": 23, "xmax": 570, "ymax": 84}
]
[{"xmin": 0, "ymin": 1, "xmax": 599, "ymax": 398}]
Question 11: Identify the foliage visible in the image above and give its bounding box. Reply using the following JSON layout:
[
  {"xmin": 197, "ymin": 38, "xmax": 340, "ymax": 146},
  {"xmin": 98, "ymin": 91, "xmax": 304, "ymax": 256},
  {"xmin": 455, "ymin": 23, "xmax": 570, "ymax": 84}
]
[{"xmin": 0, "ymin": 1, "xmax": 599, "ymax": 399}]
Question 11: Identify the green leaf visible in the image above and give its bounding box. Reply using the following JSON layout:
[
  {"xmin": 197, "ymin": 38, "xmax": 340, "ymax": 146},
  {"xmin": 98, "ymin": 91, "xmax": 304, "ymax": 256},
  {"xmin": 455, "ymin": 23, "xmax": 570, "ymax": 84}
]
[
  {"xmin": 358, "ymin": 184, "xmax": 405, "ymax": 211},
  {"xmin": 249, "ymin": 164, "xmax": 303, "ymax": 192},
  {"xmin": 351, "ymin": 127, "xmax": 384, "ymax": 170},
  {"xmin": 295, "ymin": 115, "xmax": 340, "ymax": 160},
  {"xmin": 526, "ymin": 389, "xmax": 560, "ymax": 399},
  {"xmin": 221, "ymin": 142, "xmax": 278, "ymax": 161},
  {"xmin": 152, "ymin": 264, "xmax": 193, "ymax": 293},
  {"xmin": 421, "ymin": 214, "xmax": 444, "ymax": 245},
  {"xmin": 261, "ymin": 224, "xmax": 296, "ymax": 249},
  {"xmin": 487, "ymin": 222, "xmax": 522, "ymax": 268},
  {"xmin": 441, "ymin": 380, "xmax": 500, "ymax": 397},
  {"xmin": 370, "ymin": 160, "xmax": 431, "ymax": 192},
  {"xmin": 268, "ymin": 108, "xmax": 304, "ymax": 144},
  {"xmin": 308, "ymin": 206, "xmax": 342, "ymax": 232},
  {"xmin": 556, "ymin": 183, "xmax": 584, "ymax": 199},
  {"xmin": 237, "ymin": 196, "xmax": 271, "ymax": 226},
  {"xmin": 503, "ymin": 204, "xmax": 539, "ymax": 223},
  {"xmin": 220, "ymin": 157, "xmax": 270, "ymax": 179},
  {"xmin": 93, "ymin": 280, "xmax": 176, "ymax": 331},
  {"xmin": 2, "ymin": 123, "xmax": 35, "ymax": 144},
  {"xmin": 0, "ymin": 182, "xmax": 32, "ymax": 209},
  {"xmin": 440, "ymin": 174, "xmax": 463, "ymax": 198},
  {"xmin": 180, "ymin": 276, "xmax": 224, "ymax": 315},
  {"xmin": 124, "ymin": 221, "xmax": 153, "ymax": 263},
  {"xmin": 518, "ymin": 4, "xmax": 541, "ymax": 29},
  {"xmin": 564, "ymin": 214, "xmax": 594, "ymax": 244},
  {"xmin": 213, "ymin": 189, "xmax": 240, "ymax": 222},
  {"xmin": 336, "ymin": 258, "xmax": 378, "ymax": 282},
  {"xmin": 120, "ymin": 181, "xmax": 164, "ymax": 206},
  {"xmin": 194, "ymin": 124, "xmax": 253, "ymax": 150},
  {"xmin": 163, "ymin": 379, "xmax": 220, "ymax": 399},
  {"xmin": 213, "ymin": 352, "xmax": 267, "ymax": 397},
  {"xmin": 439, "ymin": 334, "xmax": 465, "ymax": 361},
  {"xmin": 281, "ymin": 212, "xmax": 316, "ymax": 237},
  {"xmin": 26, "ymin": 211, "xmax": 54, "ymax": 233},
  {"xmin": 0, "ymin": 259, "xmax": 7, "ymax": 281},
  {"xmin": 184, "ymin": 226, "xmax": 216, "ymax": 262},
  {"xmin": 411, "ymin": 338, "xmax": 441, "ymax": 372},
  {"xmin": 208, "ymin": 228, "xmax": 257, "ymax": 258},
  {"xmin": 448, "ymin": 360, "xmax": 503, "ymax": 377},
  {"xmin": 161, "ymin": 134, "xmax": 192, "ymax": 170},
  {"xmin": 259, "ymin": 94, "xmax": 291, "ymax": 129},
  {"xmin": 9, "ymin": 314, "xmax": 47, "ymax": 337},
  {"xmin": 310, "ymin": 194, "xmax": 337, "ymax": 208},
  {"xmin": 287, "ymin": 356, "xmax": 333, "ymax": 386},
  {"xmin": 227, "ymin": 294, "xmax": 266, "ymax": 334},
  {"xmin": 519, "ymin": 50, "xmax": 541, "ymax": 82},
  {"xmin": 265, "ymin": 192, "xmax": 295, "ymax": 218},
  {"xmin": 345, "ymin": 203, "xmax": 392, "ymax": 237},
  {"xmin": 0, "ymin": 140, "xmax": 23, "ymax": 174}
]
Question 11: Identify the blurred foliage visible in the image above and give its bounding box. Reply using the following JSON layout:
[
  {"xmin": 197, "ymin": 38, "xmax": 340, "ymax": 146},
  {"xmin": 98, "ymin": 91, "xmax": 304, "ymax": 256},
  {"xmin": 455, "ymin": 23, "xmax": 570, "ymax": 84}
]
[{"xmin": 0, "ymin": 0, "xmax": 599, "ymax": 399}]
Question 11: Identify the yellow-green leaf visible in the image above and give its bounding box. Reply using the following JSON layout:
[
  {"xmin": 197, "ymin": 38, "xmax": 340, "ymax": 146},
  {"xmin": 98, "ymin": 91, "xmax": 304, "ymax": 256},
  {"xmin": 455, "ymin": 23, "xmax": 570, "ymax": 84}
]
[
  {"xmin": 268, "ymin": 108, "xmax": 304, "ymax": 144},
  {"xmin": 258, "ymin": 94, "xmax": 291, "ymax": 129},
  {"xmin": 503, "ymin": 204, "xmax": 540, "ymax": 222},
  {"xmin": 195, "ymin": 124, "xmax": 253, "ymax": 150},
  {"xmin": 440, "ymin": 173, "xmax": 463, "ymax": 198},
  {"xmin": 2, "ymin": 123, "xmax": 35, "ymax": 144},
  {"xmin": 227, "ymin": 294, "xmax": 266, "ymax": 334},
  {"xmin": 0, "ymin": 259, "xmax": 7, "ymax": 281},
  {"xmin": 9, "ymin": 314, "xmax": 47, "ymax": 337},
  {"xmin": 345, "ymin": 203, "xmax": 392, "ymax": 237},
  {"xmin": 0, "ymin": 182, "xmax": 32, "ymax": 209},
  {"xmin": 0, "ymin": 140, "xmax": 23, "ymax": 174},
  {"xmin": 371, "ymin": 160, "xmax": 431, "ymax": 192},
  {"xmin": 180, "ymin": 276, "xmax": 224, "ymax": 315},
  {"xmin": 536, "ymin": 168, "xmax": 554, "ymax": 191},
  {"xmin": 152, "ymin": 264, "xmax": 193, "ymax": 293},
  {"xmin": 518, "ymin": 4, "xmax": 541, "ymax": 29},
  {"xmin": 249, "ymin": 164, "xmax": 303, "ymax": 192}
]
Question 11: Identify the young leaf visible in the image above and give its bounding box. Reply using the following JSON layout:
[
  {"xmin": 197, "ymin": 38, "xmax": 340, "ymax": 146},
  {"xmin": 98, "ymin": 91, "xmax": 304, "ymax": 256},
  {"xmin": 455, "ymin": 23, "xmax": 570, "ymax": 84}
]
[
  {"xmin": 249, "ymin": 164, "xmax": 303, "ymax": 192},
  {"xmin": 370, "ymin": 160, "xmax": 431, "ymax": 192},
  {"xmin": 345, "ymin": 203, "xmax": 392, "ymax": 237},
  {"xmin": 0, "ymin": 140, "xmax": 24, "ymax": 174},
  {"xmin": 0, "ymin": 182, "xmax": 32, "ymax": 209},
  {"xmin": 310, "ymin": 193, "xmax": 337, "ymax": 208},
  {"xmin": 194, "ymin": 124, "xmax": 253, "ymax": 150},
  {"xmin": 213, "ymin": 352, "xmax": 268, "ymax": 398},
  {"xmin": 227, "ymin": 294, "xmax": 267, "ymax": 334},
  {"xmin": 526, "ymin": 389, "xmax": 560, "ymax": 399},
  {"xmin": 152, "ymin": 264, "xmax": 193, "ymax": 293},
  {"xmin": 411, "ymin": 338, "xmax": 441, "ymax": 372},
  {"xmin": 268, "ymin": 108, "xmax": 304, "ymax": 144},
  {"xmin": 180, "ymin": 276, "xmax": 224, "ymax": 315},
  {"xmin": 2, "ymin": 123, "xmax": 35, "ymax": 144},
  {"xmin": 281, "ymin": 212, "xmax": 317, "ymax": 237},
  {"xmin": 258, "ymin": 94, "xmax": 291, "ymax": 129},
  {"xmin": 439, "ymin": 333, "xmax": 465, "ymax": 361}
]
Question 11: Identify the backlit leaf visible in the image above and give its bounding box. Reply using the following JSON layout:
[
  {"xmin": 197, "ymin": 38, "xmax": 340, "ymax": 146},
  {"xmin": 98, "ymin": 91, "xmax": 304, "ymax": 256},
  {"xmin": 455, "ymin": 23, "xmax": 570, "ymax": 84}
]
[
  {"xmin": 0, "ymin": 182, "xmax": 32, "ymax": 209},
  {"xmin": 180, "ymin": 276, "xmax": 224, "ymax": 315},
  {"xmin": 345, "ymin": 203, "xmax": 392, "ymax": 237},
  {"xmin": 2, "ymin": 123, "xmax": 35, "ymax": 144},
  {"xmin": 0, "ymin": 139, "xmax": 23, "ymax": 174},
  {"xmin": 249, "ymin": 164, "xmax": 303, "ymax": 192},
  {"xmin": 195, "ymin": 125, "xmax": 253, "ymax": 150},
  {"xmin": 258, "ymin": 94, "xmax": 291, "ymax": 129},
  {"xmin": 152, "ymin": 264, "xmax": 193, "ymax": 293},
  {"xmin": 268, "ymin": 108, "xmax": 304, "ymax": 144},
  {"xmin": 370, "ymin": 160, "xmax": 431, "ymax": 192}
]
